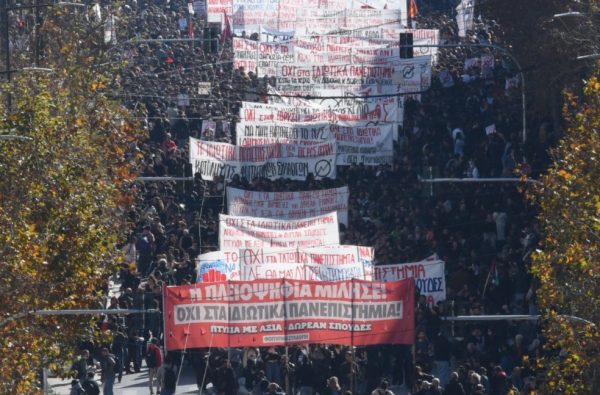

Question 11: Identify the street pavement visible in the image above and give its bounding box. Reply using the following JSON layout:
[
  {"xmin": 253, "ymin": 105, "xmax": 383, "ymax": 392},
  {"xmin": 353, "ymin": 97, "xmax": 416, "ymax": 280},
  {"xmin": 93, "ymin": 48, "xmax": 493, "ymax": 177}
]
[
  {"xmin": 49, "ymin": 365, "xmax": 411, "ymax": 395},
  {"xmin": 48, "ymin": 364, "xmax": 201, "ymax": 395}
]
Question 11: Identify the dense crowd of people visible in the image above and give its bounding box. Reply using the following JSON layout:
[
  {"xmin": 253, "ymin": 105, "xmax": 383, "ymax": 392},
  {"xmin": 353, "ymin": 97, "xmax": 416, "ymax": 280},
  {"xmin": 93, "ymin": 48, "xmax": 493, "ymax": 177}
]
[{"xmin": 5, "ymin": 0, "xmax": 550, "ymax": 394}]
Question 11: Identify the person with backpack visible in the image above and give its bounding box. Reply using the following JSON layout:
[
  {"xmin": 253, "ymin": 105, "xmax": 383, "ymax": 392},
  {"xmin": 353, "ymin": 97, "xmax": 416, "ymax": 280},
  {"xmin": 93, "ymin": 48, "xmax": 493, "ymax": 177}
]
[
  {"xmin": 146, "ymin": 337, "xmax": 163, "ymax": 395},
  {"xmin": 158, "ymin": 354, "xmax": 179, "ymax": 395},
  {"xmin": 81, "ymin": 372, "xmax": 101, "ymax": 395}
]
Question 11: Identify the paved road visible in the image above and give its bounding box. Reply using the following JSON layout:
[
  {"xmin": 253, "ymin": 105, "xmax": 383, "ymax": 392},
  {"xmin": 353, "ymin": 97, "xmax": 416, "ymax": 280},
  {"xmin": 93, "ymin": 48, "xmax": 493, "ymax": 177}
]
[
  {"xmin": 48, "ymin": 364, "xmax": 201, "ymax": 395},
  {"xmin": 49, "ymin": 366, "xmax": 411, "ymax": 395}
]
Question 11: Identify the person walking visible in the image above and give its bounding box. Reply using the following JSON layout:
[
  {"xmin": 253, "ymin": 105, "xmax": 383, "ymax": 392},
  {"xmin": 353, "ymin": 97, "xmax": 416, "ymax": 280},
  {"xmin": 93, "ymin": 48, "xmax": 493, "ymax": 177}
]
[
  {"xmin": 146, "ymin": 337, "xmax": 163, "ymax": 395},
  {"xmin": 100, "ymin": 348, "xmax": 116, "ymax": 395},
  {"xmin": 158, "ymin": 354, "xmax": 179, "ymax": 395}
]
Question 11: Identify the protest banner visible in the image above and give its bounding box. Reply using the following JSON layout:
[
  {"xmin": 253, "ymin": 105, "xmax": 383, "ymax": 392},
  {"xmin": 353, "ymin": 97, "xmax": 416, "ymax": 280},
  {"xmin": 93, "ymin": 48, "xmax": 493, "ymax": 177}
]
[
  {"xmin": 273, "ymin": 57, "xmax": 431, "ymax": 96},
  {"xmin": 306, "ymin": 29, "xmax": 439, "ymax": 59},
  {"xmin": 276, "ymin": 64, "xmax": 398, "ymax": 87},
  {"xmin": 331, "ymin": 122, "xmax": 394, "ymax": 166},
  {"xmin": 218, "ymin": 212, "xmax": 340, "ymax": 250},
  {"xmin": 293, "ymin": 9, "xmax": 404, "ymax": 35},
  {"xmin": 456, "ymin": 0, "xmax": 475, "ymax": 38},
  {"xmin": 232, "ymin": 1, "xmax": 297, "ymax": 33},
  {"xmin": 241, "ymin": 97, "xmax": 398, "ymax": 124},
  {"xmin": 240, "ymin": 262, "xmax": 365, "ymax": 281},
  {"xmin": 355, "ymin": 0, "xmax": 406, "ymax": 11},
  {"xmin": 238, "ymin": 245, "xmax": 369, "ymax": 266},
  {"xmin": 196, "ymin": 244, "xmax": 372, "ymax": 281},
  {"xmin": 196, "ymin": 251, "xmax": 240, "ymax": 283},
  {"xmin": 207, "ymin": 0, "xmax": 232, "ymax": 21},
  {"xmin": 391, "ymin": 56, "xmax": 432, "ymax": 93},
  {"xmin": 233, "ymin": 38, "xmax": 296, "ymax": 76},
  {"xmin": 227, "ymin": 186, "xmax": 349, "ymax": 225},
  {"xmin": 235, "ymin": 121, "xmax": 333, "ymax": 146},
  {"xmin": 374, "ymin": 259, "xmax": 446, "ymax": 306},
  {"xmin": 235, "ymin": 122, "xmax": 394, "ymax": 166},
  {"xmin": 189, "ymin": 137, "xmax": 337, "ymax": 181},
  {"xmin": 237, "ymin": 245, "xmax": 372, "ymax": 281},
  {"xmin": 234, "ymin": 38, "xmax": 401, "ymax": 77},
  {"xmin": 164, "ymin": 278, "xmax": 415, "ymax": 349},
  {"xmin": 198, "ymin": 82, "xmax": 211, "ymax": 95}
]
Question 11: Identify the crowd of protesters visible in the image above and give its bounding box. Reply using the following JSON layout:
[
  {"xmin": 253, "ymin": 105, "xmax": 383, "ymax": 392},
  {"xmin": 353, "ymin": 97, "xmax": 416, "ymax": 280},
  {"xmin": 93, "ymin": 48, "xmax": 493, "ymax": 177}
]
[{"xmin": 1, "ymin": 0, "xmax": 552, "ymax": 393}]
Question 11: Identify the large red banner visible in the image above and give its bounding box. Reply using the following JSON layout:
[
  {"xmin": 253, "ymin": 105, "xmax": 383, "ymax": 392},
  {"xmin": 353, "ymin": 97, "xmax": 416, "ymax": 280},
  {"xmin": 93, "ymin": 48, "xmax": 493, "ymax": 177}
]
[{"xmin": 164, "ymin": 279, "xmax": 414, "ymax": 350}]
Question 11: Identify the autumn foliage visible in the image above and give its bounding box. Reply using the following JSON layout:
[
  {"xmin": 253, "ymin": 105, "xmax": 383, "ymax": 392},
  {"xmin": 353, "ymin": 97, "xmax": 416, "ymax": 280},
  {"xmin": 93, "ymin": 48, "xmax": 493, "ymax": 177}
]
[
  {"xmin": 528, "ymin": 65, "xmax": 600, "ymax": 394},
  {"xmin": 0, "ymin": 7, "xmax": 144, "ymax": 393}
]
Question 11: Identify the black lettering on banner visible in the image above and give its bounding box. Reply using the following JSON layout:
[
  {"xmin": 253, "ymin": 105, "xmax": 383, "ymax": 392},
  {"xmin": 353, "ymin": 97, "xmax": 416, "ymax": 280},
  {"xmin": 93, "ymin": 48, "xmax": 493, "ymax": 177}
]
[
  {"xmin": 402, "ymin": 65, "xmax": 415, "ymax": 79},
  {"xmin": 415, "ymin": 277, "xmax": 443, "ymax": 293},
  {"xmin": 314, "ymin": 160, "xmax": 332, "ymax": 177}
]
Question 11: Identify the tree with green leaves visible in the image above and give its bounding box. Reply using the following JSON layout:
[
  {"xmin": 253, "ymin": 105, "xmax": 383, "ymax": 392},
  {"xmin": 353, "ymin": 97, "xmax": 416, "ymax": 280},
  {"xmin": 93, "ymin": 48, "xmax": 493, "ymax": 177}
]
[
  {"xmin": 527, "ymin": 66, "xmax": 600, "ymax": 394},
  {"xmin": 0, "ymin": 5, "xmax": 144, "ymax": 393}
]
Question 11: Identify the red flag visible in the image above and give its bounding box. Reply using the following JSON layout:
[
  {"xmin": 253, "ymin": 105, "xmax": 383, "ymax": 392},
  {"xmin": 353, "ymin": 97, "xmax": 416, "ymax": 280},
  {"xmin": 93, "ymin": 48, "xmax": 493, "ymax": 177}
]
[
  {"xmin": 409, "ymin": 0, "xmax": 418, "ymax": 18},
  {"xmin": 221, "ymin": 11, "xmax": 232, "ymax": 44},
  {"xmin": 188, "ymin": 20, "xmax": 194, "ymax": 38}
]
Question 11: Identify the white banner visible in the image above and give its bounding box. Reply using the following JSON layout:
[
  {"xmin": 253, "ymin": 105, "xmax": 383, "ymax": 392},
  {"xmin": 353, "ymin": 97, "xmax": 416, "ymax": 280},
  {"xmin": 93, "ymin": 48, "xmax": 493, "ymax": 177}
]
[
  {"xmin": 241, "ymin": 96, "xmax": 398, "ymax": 124},
  {"xmin": 456, "ymin": 0, "xmax": 475, "ymax": 38},
  {"xmin": 233, "ymin": 6, "xmax": 404, "ymax": 35},
  {"xmin": 274, "ymin": 57, "xmax": 431, "ymax": 95},
  {"xmin": 239, "ymin": 246, "xmax": 369, "ymax": 281},
  {"xmin": 294, "ymin": 9, "xmax": 404, "ymax": 36},
  {"xmin": 227, "ymin": 186, "xmax": 349, "ymax": 225},
  {"xmin": 240, "ymin": 262, "xmax": 365, "ymax": 281},
  {"xmin": 304, "ymin": 29, "xmax": 439, "ymax": 60},
  {"xmin": 233, "ymin": 38, "xmax": 295, "ymax": 76},
  {"xmin": 235, "ymin": 121, "xmax": 333, "ymax": 146},
  {"xmin": 374, "ymin": 259, "xmax": 446, "ymax": 305},
  {"xmin": 236, "ymin": 121, "xmax": 394, "ymax": 166},
  {"xmin": 331, "ymin": 123, "xmax": 394, "ymax": 166},
  {"xmin": 207, "ymin": 0, "xmax": 232, "ymax": 22},
  {"xmin": 189, "ymin": 137, "xmax": 337, "ymax": 181},
  {"xmin": 219, "ymin": 212, "xmax": 340, "ymax": 250}
]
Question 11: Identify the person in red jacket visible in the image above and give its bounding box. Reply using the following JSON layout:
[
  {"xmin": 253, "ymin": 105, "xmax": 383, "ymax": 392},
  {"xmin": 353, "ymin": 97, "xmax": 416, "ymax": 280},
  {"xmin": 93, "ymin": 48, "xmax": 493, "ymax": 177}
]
[{"xmin": 146, "ymin": 338, "xmax": 163, "ymax": 395}]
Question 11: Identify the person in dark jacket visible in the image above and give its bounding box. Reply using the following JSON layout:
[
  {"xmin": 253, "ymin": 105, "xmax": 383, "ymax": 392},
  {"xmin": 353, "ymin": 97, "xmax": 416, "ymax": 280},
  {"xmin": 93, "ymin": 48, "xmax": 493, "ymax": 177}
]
[
  {"xmin": 81, "ymin": 372, "xmax": 101, "ymax": 395},
  {"xmin": 444, "ymin": 372, "xmax": 466, "ymax": 395},
  {"xmin": 100, "ymin": 348, "xmax": 116, "ymax": 395},
  {"xmin": 214, "ymin": 359, "xmax": 238, "ymax": 395}
]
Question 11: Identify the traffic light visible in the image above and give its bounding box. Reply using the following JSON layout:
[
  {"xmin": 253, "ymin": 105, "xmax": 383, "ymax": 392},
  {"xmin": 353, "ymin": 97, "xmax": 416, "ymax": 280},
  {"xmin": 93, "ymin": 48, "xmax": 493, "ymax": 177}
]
[{"xmin": 400, "ymin": 32, "xmax": 414, "ymax": 59}]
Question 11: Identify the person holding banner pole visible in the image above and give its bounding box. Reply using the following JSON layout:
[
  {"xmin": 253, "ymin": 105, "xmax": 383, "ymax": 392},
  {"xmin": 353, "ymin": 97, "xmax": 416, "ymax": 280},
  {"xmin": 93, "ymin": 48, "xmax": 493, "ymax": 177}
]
[{"xmin": 284, "ymin": 346, "xmax": 291, "ymax": 395}]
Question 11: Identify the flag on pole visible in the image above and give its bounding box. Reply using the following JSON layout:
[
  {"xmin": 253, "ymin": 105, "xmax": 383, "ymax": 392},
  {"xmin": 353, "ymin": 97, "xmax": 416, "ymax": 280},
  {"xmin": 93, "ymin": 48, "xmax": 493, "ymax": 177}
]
[
  {"xmin": 221, "ymin": 11, "xmax": 232, "ymax": 44},
  {"xmin": 456, "ymin": 0, "xmax": 475, "ymax": 38}
]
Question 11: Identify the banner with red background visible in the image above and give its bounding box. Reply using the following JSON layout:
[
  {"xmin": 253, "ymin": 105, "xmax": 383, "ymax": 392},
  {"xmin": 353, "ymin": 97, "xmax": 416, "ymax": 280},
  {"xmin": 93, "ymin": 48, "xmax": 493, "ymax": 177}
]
[{"xmin": 164, "ymin": 278, "xmax": 414, "ymax": 350}]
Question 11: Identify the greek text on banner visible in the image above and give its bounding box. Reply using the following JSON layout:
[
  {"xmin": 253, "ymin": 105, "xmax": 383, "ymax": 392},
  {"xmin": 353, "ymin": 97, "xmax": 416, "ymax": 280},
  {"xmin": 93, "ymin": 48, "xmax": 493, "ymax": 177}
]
[
  {"xmin": 227, "ymin": 186, "xmax": 349, "ymax": 225},
  {"xmin": 189, "ymin": 137, "xmax": 337, "ymax": 181},
  {"xmin": 218, "ymin": 212, "xmax": 340, "ymax": 250},
  {"xmin": 374, "ymin": 258, "xmax": 446, "ymax": 306},
  {"xmin": 163, "ymin": 279, "xmax": 415, "ymax": 349}
]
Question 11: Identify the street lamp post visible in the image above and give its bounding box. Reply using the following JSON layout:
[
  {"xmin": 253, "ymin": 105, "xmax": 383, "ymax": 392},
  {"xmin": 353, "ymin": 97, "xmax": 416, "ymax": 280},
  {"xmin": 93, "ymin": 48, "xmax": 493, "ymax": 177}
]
[
  {"xmin": 2, "ymin": 0, "xmax": 11, "ymax": 109},
  {"xmin": 404, "ymin": 42, "xmax": 528, "ymax": 144},
  {"xmin": 0, "ymin": 134, "xmax": 32, "ymax": 141}
]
